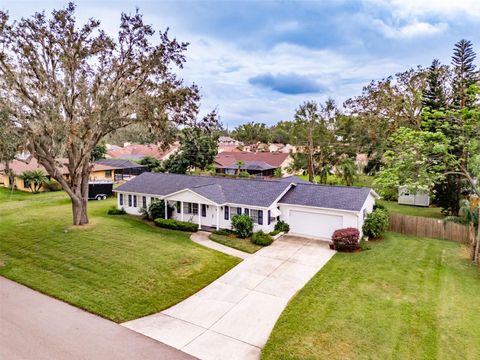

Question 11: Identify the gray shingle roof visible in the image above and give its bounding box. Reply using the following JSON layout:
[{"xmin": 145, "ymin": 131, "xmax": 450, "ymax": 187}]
[
  {"xmin": 218, "ymin": 161, "xmax": 276, "ymax": 171},
  {"xmin": 96, "ymin": 159, "xmax": 146, "ymax": 169},
  {"xmin": 278, "ymin": 183, "xmax": 372, "ymax": 211},
  {"xmin": 115, "ymin": 172, "xmax": 373, "ymax": 211},
  {"xmin": 115, "ymin": 172, "xmax": 291, "ymax": 207}
]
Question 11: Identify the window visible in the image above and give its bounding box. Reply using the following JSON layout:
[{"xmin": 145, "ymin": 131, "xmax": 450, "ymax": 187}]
[
  {"xmin": 363, "ymin": 209, "xmax": 368, "ymax": 220},
  {"xmin": 231, "ymin": 207, "xmax": 242, "ymax": 215},
  {"xmin": 128, "ymin": 194, "xmax": 132, "ymax": 207},
  {"xmin": 244, "ymin": 208, "xmax": 249, "ymax": 216},
  {"xmin": 133, "ymin": 195, "xmax": 137, "ymax": 207},
  {"xmin": 184, "ymin": 202, "xmax": 198, "ymax": 215},
  {"xmin": 104, "ymin": 170, "xmax": 112, "ymax": 178},
  {"xmin": 119, "ymin": 193, "xmax": 123, "ymax": 206},
  {"xmin": 201, "ymin": 204, "xmax": 207, "ymax": 217},
  {"xmin": 142, "ymin": 196, "xmax": 147, "ymax": 209},
  {"xmin": 250, "ymin": 209, "xmax": 259, "ymax": 224},
  {"xmin": 224, "ymin": 206, "xmax": 229, "ymax": 220}
]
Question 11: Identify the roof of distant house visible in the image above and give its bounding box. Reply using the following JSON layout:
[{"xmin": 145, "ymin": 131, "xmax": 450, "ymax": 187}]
[
  {"xmin": 218, "ymin": 136, "xmax": 238, "ymax": 143},
  {"xmin": 106, "ymin": 143, "xmax": 178, "ymax": 160},
  {"xmin": 215, "ymin": 151, "xmax": 289, "ymax": 168},
  {"xmin": 114, "ymin": 172, "xmax": 375, "ymax": 211},
  {"xmin": 217, "ymin": 160, "xmax": 276, "ymax": 171},
  {"xmin": 95, "ymin": 159, "xmax": 146, "ymax": 169}
]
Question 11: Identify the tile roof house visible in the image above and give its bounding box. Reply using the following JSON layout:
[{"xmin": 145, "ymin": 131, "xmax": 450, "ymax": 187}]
[
  {"xmin": 115, "ymin": 172, "xmax": 379, "ymax": 240},
  {"xmin": 214, "ymin": 151, "xmax": 291, "ymax": 177},
  {"xmin": 106, "ymin": 143, "xmax": 179, "ymax": 161}
]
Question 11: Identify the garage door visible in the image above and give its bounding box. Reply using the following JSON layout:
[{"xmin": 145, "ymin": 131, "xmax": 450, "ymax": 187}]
[{"xmin": 289, "ymin": 210, "xmax": 343, "ymax": 240}]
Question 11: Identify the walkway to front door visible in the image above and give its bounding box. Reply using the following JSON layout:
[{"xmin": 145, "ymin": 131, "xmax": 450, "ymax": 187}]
[{"xmin": 122, "ymin": 235, "xmax": 336, "ymax": 360}]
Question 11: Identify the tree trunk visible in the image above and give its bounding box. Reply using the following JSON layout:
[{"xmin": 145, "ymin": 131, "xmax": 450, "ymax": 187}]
[
  {"xmin": 474, "ymin": 223, "xmax": 480, "ymax": 264},
  {"xmin": 72, "ymin": 195, "xmax": 89, "ymax": 225}
]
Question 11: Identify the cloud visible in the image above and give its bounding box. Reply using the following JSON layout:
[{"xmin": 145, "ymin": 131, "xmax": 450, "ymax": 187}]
[
  {"xmin": 373, "ymin": 19, "xmax": 448, "ymax": 39},
  {"xmin": 248, "ymin": 72, "xmax": 327, "ymax": 94}
]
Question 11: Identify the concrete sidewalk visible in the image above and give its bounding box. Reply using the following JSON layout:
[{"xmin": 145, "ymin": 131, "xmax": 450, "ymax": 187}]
[
  {"xmin": 191, "ymin": 231, "xmax": 250, "ymax": 259},
  {"xmin": 123, "ymin": 235, "xmax": 335, "ymax": 360},
  {"xmin": 0, "ymin": 276, "xmax": 194, "ymax": 360}
]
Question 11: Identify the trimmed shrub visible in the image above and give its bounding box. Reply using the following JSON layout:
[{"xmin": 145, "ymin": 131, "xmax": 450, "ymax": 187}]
[
  {"xmin": 213, "ymin": 229, "xmax": 234, "ymax": 236},
  {"xmin": 251, "ymin": 231, "xmax": 273, "ymax": 246},
  {"xmin": 363, "ymin": 208, "xmax": 389, "ymax": 239},
  {"xmin": 44, "ymin": 180, "xmax": 63, "ymax": 192},
  {"xmin": 331, "ymin": 227, "xmax": 360, "ymax": 252},
  {"xmin": 149, "ymin": 200, "xmax": 165, "ymax": 220},
  {"xmin": 154, "ymin": 218, "xmax": 198, "ymax": 232},
  {"xmin": 269, "ymin": 229, "xmax": 281, "ymax": 236},
  {"xmin": 231, "ymin": 214, "xmax": 253, "ymax": 238},
  {"xmin": 107, "ymin": 206, "xmax": 126, "ymax": 215},
  {"xmin": 274, "ymin": 220, "xmax": 290, "ymax": 233}
]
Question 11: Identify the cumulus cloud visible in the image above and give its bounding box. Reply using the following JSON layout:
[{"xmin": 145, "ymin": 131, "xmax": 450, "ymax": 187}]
[
  {"xmin": 373, "ymin": 19, "xmax": 448, "ymax": 39},
  {"xmin": 248, "ymin": 72, "xmax": 326, "ymax": 94}
]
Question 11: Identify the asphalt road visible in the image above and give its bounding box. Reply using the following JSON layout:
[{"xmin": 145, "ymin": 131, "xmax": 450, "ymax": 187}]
[{"xmin": 0, "ymin": 276, "xmax": 195, "ymax": 360}]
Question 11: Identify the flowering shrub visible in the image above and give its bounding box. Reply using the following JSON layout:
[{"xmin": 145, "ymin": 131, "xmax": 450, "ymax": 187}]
[{"xmin": 331, "ymin": 227, "xmax": 360, "ymax": 252}]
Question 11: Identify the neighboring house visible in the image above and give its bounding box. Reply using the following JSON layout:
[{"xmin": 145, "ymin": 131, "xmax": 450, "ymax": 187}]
[
  {"xmin": 106, "ymin": 143, "xmax": 179, "ymax": 161},
  {"xmin": 217, "ymin": 136, "xmax": 242, "ymax": 153},
  {"xmin": 0, "ymin": 158, "xmax": 147, "ymax": 192},
  {"xmin": 114, "ymin": 173, "xmax": 379, "ymax": 240},
  {"xmin": 214, "ymin": 151, "xmax": 291, "ymax": 177}
]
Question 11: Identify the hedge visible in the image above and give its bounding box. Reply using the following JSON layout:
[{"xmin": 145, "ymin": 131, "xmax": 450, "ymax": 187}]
[
  {"xmin": 331, "ymin": 227, "xmax": 360, "ymax": 252},
  {"xmin": 251, "ymin": 231, "xmax": 274, "ymax": 246},
  {"xmin": 154, "ymin": 218, "xmax": 198, "ymax": 232}
]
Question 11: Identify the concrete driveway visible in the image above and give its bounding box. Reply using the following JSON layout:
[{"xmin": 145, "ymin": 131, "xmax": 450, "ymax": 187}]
[
  {"xmin": 123, "ymin": 235, "xmax": 336, "ymax": 360},
  {"xmin": 0, "ymin": 276, "xmax": 193, "ymax": 360}
]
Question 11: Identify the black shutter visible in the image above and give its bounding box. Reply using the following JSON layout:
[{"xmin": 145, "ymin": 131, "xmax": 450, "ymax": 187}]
[
  {"xmin": 268, "ymin": 210, "xmax": 271, "ymax": 225},
  {"xmin": 142, "ymin": 196, "xmax": 147, "ymax": 209},
  {"xmin": 201, "ymin": 204, "xmax": 207, "ymax": 217},
  {"xmin": 258, "ymin": 210, "xmax": 263, "ymax": 225},
  {"xmin": 237, "ymin": 207, "xmax": 242, "ymax": 215},
  {"xmin": 133, "ymin": 195, "xmax": 137, "ymax": 207},
  {"xmin": 128, "ymin": 195, "xmax": 132, "ymax": 207},
  {"xmin": 224, "ymin": 206, "xmax": 229, "ymax": 220},
  {"xmin": 119, "ymin": 194, "xmax": 123, "ymax": 206},
  {"xmin": 177, "ymin": 201, "xmax": 181, "ymax": 213},
  {"xmin": 244, "ymin": 208, "xmax": 249, "ymax": 216}
]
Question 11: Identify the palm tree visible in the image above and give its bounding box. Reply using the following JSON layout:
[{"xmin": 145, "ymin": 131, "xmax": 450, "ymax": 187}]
[
  {"xmin": 235, "ymin": 160, "xmax": 245, "ymax": 175},
  {"xmin": 338, "ymin": 157, "xmax": 358, "ymax": 186},
  {"xmin": 444, "ymin": 199, "xmax": 479, "ymax": 262},
  {"xmin": 19, "ymin": 170, "xmax": 48, "ymax": 193}
]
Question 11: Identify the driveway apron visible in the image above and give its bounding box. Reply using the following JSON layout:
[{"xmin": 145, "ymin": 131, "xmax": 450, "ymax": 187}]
[{"xmin": 123, "ymin": 235, "xmax": 336, "ymax": 360}]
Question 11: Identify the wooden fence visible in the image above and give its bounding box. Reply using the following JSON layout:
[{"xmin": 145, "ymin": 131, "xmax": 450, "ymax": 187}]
[{"xmin": 389, "ymin": 213, "xmax": 470, "ymax": 243}]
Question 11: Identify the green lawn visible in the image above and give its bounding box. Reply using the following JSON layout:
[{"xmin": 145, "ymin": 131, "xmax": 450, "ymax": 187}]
[
  {"xmin": 209, "ymin": 233, "xmax": 262, "ymax": 254},
  {"xmin": 262, "ymin": 232, "xmax": 480, "ymax": 360},
  {"xmin": 378, "ymin": 199, "xmax": 445, "ymax": 219},
  {"xmin": 0, "ymin": 188, "xmax": 239, "ymax": 322}
]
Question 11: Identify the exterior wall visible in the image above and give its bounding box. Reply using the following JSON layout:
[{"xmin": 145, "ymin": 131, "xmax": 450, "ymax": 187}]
[
  {"xmin": 0, "ymin": 175, "xmax": 49, "ymax": 192},
  {"xmin": 357, "ymin": 193, "xmax": 376, "ymax": 238},
  {"xmin": 90, "ymin": 169, "xmax": 115, "ymax": 182}
]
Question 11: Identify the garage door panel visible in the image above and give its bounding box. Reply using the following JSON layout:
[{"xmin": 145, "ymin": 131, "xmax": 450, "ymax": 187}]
[{"xmin": 289, "ymin": 210, "xmax": 343, "ymax": 240}]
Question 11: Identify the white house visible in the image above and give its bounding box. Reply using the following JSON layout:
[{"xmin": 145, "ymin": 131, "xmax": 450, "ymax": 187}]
[{"xmin": 114, "ymin": 173, "xmax": 379, "ymax": 240}]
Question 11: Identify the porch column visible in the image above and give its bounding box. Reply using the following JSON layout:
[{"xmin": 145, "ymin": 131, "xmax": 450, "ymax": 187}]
[
  {"xmin": 216, "ymin": 206, "xmax": 220, "ymax": 230},
  {"xmin": 180, "ymin": 201, "xmax": 184, "ymax": 221},
  {"xmin": 164, "ymin": 200, "xmax": 168, "ymax": 219},
  {"xmin": 198, "ymin": 203, "xmax": 202, "ymax": 230}
]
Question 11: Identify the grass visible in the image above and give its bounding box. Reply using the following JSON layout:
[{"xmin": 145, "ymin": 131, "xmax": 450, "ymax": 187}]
[
  {"xmin": 262, "ymin": 232, "xmax": 480, "ymax": 360},
  {"xmin": 0, "ymin": 188, "xmax": 239, "ymax": 322},
  {"xmin": 209, "ymin": 232, "xmax": 262, "ymax": 254},
  {"xmin": 377, "ymin": 199, "xmax": 445, "ymax": 219}
]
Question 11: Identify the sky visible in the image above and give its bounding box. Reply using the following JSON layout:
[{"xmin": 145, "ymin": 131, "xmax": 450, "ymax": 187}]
[{"xmin": 2, "ymin": 0, "xmax": 480, "ymax": 128}]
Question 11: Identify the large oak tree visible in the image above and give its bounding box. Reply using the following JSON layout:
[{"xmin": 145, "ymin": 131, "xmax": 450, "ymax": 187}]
[{"xmin": 0, "ymin": 3, "xmax": 217, "ymax": 225}]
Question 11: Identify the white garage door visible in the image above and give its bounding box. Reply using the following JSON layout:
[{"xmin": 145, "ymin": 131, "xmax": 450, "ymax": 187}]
[{"xmin": 289, "ymin": 210, "xmax": 343, "ymax": 240}]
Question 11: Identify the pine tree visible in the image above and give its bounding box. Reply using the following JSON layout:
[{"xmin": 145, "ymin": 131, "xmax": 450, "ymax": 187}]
[
  {"xmin": 422, "ymin": 59, "xmax": 448, "ymax": 111},
  {"xmin": 451, "ymin": 39, "xmax": 477, "ymax": 109}
]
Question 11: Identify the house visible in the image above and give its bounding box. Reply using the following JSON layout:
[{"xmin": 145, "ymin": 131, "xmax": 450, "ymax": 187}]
[
  {"xmin": 0, "ymin": 157, "xmax": 147, "ymax": 192},
  {"xmin": 114, "ymin": 172, "xmax": 379, "ymax": 240},
  {"xmin": 214, "ymin": 151, "xmax": 292, "ymax": 177},
  {"xmin": 217, "ymin": 136, "xmax": 242, "ymax": 153},
  {"xmin": 106, "ymin": 143, "xmax": 179, "ymax": 161}
]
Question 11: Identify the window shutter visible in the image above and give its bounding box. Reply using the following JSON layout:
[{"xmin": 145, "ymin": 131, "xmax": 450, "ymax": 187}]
[
  {"xmin": 142, "ymin": 196, "xmax": 147, "ymax": 209},
  {"xmin": 133, "ymin": 195, "xmax": 137, "ymax": 207},
  {"xmin": 177, "ymin": 201, "xmax": 181, "ymax": 213},
  {"xmin": 237, "ymin": 207, "xmax": 242, "ymax": 215},
  {"xmin": 202, "ymin": 204, "xmax": 207, "ymax": 217},
  {"xmin": 119, "ymin": 194, "xmax": 123, "ymax": 206},
  {"xmin": 244, "ymin": 208, "xmax": 249, "ymax": 216},
  {"xmin": 128, "ymin": 195, "xmax": 132, "ymax": 207},
  {"xmin": 268, "ymin": 210, "xmax": 271, "ymax": 225},
  {"xmin": 258, "ymin": 210, "xmax": 263, "ymax": 225},
  {"xmin": 224, "ymin": 206, "xmax": 229, "ymax": 220}
]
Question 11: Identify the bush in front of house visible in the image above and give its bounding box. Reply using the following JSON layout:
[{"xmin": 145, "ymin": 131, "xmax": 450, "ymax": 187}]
[
  {"xmin": 148, "ymin": 200, "xmax": 166, "ymax": 220},
  {"xmin": 331, "ymin": 227, "xmax": 360, "ymax": 252},
  {"xmin": 274, "ymin": 220, "xmax": 290, "ymax": 233},
  {"xmin": 212, "ymin": 229, "xmax": 234, "ymax": 236},
  {"xmin": 107, "ymin": 206, "xmax": 126, "ymax": 215},
  {"xmin": 44, "ymin": 180, "xmax": 63, "ymax": 192},
  {"xmin": 231, "ymin": 214, "xmax": 253, "ymax": 238},
  {"xmin": 251, "ymin": 231, "xmax": 274, "ymax": 246},
  {"xmin": 270, "ymin": 229, "xmax": 281, "ymax": 236},
  {"xmin": 154, "ymin": 218, "xmax": 198, "ymax": 232},
  {"xmin": 362, "ymin": 208, "xmax": 389, "ymax": 239}
]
